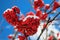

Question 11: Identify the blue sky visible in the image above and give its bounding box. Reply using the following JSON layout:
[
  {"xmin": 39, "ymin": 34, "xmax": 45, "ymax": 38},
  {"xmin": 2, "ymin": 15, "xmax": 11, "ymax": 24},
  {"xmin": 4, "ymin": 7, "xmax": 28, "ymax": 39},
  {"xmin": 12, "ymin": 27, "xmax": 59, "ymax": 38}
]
[{"xmin": 0, "ymin": 0, "xmax": 60, "ymax": 40}]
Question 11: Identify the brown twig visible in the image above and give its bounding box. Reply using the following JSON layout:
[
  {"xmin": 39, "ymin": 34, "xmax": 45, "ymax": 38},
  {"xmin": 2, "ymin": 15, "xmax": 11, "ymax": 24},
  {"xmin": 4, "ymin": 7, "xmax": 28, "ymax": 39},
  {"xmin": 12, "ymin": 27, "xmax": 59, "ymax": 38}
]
[
  {"xmin": 12, "ymin": 31, "xmax": 18, "ymax": 40},
  {"xmin": 49, "ymin": 12, "xmax": 60, "ymax": 22},
  {"xmin": 50, "ymin": 0, "xmax": 55, "ymax": 6},
  {"xmin": 37, "ymin": 17, "xmax": 50, "ymax": 40},
  {"xmin": 47, "ymin": 10, "xmax": 53, "ymax": 14}
]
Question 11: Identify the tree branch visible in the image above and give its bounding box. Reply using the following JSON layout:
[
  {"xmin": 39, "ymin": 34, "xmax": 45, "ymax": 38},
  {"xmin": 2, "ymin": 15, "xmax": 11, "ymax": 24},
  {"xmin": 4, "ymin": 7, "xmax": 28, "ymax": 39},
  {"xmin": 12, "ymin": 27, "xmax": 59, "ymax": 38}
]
[
  {"xmin": 49, "ymin": 12, "xmax": 60, "ymax": 22},
  {"xmin": 37, "ymin": 17, "xmax": 50, "ymax": 40},
  {"xmin": 12, "ymin": 31, "xmax": 18, "ymax": 40}
]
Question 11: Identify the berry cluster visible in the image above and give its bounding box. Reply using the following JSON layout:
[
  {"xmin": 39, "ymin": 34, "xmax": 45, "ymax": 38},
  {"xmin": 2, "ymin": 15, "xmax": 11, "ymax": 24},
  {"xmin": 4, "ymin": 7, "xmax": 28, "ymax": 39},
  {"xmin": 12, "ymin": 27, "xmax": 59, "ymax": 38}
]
[{"xmin": 3, "ymin": 0, "xmax": 60, "ymax": 40}]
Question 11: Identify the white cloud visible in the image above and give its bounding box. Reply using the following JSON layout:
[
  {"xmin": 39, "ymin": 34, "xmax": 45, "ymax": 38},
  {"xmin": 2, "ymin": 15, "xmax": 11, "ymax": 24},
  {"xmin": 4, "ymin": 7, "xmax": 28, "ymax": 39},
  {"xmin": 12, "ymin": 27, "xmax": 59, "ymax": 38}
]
[{"xmin": 30, "ymin": 21, "xmax": 60, "ymax": 40}]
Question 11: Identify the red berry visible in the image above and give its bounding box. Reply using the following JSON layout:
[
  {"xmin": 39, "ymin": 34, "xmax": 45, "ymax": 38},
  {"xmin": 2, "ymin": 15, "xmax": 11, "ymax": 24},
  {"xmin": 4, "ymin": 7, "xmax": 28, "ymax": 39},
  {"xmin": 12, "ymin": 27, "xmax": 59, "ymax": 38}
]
[
  {"xmin": 18, "ymin": 36, "xmax": 26, "ymax": 40},
  {"xmin": 12, "ymin": 6, "xmax": 20, "ymax": 14},
  {"xmin": 48, "ymin": 35, "xmax": 53, "ymax": 40},
  {"xmin": 26, "ymin": 12, "xmax": 34, "ymax": 16},
  {"xmin": 53, "ymin": 1, "xmax": 60, "ymax": 10},
  {"xmin": 41, "ymin": 13, "xmax": 48, "ymax": 20},
  {"xmin": 45, "ymin": 4, "xmax": 50, "ymax": 10},
  {"xmin": 36, "ymin": 9, "xmax": 43, "ymax": 19}
]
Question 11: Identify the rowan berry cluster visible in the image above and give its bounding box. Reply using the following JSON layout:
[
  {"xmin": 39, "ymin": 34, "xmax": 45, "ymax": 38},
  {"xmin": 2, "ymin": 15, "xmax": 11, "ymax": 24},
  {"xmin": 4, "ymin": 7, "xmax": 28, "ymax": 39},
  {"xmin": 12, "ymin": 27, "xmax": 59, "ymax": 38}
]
[{"xmin": 3, "ymin": 0, "xmax": 60, "ymax": 40}]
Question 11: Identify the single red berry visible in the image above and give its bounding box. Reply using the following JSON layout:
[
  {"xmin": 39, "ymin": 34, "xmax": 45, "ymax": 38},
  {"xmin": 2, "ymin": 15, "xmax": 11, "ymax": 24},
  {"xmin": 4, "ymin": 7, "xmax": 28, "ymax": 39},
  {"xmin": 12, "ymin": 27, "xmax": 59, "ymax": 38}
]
[
  {"xmin": 12, "ymin": 6, "xmax": 20, "ymax": 14},
  {"xmin": 8, "ymin": 34, "xmax": 13, "ymax": 39},
  {"xmin": 26, "ymin": 12, "xmax": 34, "ymax": 16},
  {"xmin": 45, "ymin": 4, "xmax": 50, "ymax": 10},
  {"xmin": 34, "ymin": 1, "xmax": 39, "ymax": 10},
  {"xmin": 36, "ymin": 9, "xmax": 43, "ymax": 19},
  {"xmin": 53, "ymin": 1, "xmax": 60, "ymax": 10},
  {"xmin": 41, "ymin": 13, "xmax": 48, "ymax": 20},
  {"xmin": 48, "ymin": 35, "xmax": 53, "ymax": 40},
  {"xmin": 18, "ymin": 36, "xmax": 26, "ymax": 40}
]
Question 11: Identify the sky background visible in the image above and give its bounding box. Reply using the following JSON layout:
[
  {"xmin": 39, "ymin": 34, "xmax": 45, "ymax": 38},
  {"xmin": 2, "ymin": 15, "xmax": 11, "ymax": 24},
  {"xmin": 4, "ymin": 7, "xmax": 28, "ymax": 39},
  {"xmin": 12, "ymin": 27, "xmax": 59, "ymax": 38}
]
[{"xmin": 0, "ymin": 0, "xmax": 60, "ymax": 40}]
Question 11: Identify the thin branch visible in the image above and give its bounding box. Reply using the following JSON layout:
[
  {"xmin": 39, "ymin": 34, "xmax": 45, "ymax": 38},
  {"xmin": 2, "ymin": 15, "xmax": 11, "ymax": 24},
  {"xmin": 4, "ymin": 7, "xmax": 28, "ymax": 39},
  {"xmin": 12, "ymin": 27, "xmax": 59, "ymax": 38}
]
[
  {"xmin": 47, "ymin": 10, "xmax": 53, "ymax": 14},
  {"xmin": 12, "ymin": 31, "xmax": 18, "ymax": 40},
  {"xmin": 49, "ymin": 12, "xmax": 60, "ymax": 22},
  {"xmin": 42, "ymin": 18, "xmax": 60, "ymax": 23},
  {"xmin": 37, "ymin": 17, "xmax": 50, "ymax": 40},
  {"xmin": 50, "ymin": 0, "xmax": 55, "ymax": 6}
]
